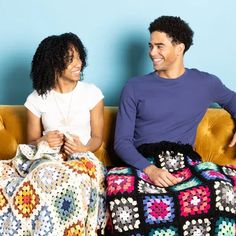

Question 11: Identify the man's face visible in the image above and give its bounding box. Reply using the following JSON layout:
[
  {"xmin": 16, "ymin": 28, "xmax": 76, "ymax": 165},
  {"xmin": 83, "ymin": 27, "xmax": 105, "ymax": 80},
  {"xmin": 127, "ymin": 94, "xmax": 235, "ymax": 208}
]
[{"xmin": 149, "ymin": 31, "xmax": 182, "ymax": 75}]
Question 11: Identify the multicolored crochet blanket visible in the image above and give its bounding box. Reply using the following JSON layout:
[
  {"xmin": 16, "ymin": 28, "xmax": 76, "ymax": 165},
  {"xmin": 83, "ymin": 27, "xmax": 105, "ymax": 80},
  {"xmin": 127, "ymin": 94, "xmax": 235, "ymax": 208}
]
[
  {"xmin": 106, "ymin": 142, "xmax": 236, "ymax": 236},
  {"xmin": 0, "ymin": 141, "xmax": 106, "ymax": 235}
]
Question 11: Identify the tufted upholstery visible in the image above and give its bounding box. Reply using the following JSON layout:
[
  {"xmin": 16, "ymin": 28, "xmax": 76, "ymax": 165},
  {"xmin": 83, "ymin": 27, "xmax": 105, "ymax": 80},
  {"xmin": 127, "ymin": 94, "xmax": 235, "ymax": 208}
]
[{"xmin": 0, "ymin": 105, "xmax": 235, "ymax": 166}]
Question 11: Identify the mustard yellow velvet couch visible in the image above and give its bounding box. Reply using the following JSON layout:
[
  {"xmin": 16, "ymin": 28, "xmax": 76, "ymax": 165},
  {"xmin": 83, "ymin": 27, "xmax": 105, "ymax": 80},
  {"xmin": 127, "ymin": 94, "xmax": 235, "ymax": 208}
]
[{"xmin": 0, "ymin": 105, "xmax": 236, "ymax": 166}]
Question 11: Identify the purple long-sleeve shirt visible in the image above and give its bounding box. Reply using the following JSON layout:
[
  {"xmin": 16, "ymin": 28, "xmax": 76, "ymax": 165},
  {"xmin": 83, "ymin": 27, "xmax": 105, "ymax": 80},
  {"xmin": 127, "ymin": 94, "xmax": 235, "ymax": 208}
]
[{"xmin": 114, "ymin": 68, "xmax": 236, "ymax": 170}]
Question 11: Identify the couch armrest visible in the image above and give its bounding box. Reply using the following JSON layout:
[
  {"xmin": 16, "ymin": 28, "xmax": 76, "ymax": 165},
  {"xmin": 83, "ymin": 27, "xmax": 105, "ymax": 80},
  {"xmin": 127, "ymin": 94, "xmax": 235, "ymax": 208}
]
[{"xmin": 0, "ymin": 106, "xmax": 27, "ymax": 159}]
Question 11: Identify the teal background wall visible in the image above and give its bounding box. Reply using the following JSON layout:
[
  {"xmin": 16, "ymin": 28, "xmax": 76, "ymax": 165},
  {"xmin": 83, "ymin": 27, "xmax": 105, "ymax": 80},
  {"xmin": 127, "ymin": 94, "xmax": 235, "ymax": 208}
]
[{"xmin": 0, "ymin": 0, "xmax": 235, "ymax": 105}]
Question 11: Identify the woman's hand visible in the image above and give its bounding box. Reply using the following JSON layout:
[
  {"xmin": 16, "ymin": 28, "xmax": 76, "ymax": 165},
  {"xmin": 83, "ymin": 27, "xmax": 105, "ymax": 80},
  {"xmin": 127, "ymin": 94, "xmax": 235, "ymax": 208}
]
[
  {"xmin": 40, "ymin": 130, "xmax": 64, "ymax": 148},
  {"xmin": 63, "ymin": 135, "xmax": 88, "ymax": 155},
  {"xmin": 143, "ymin": 164, "xmax": 182, "ymax": 187}
]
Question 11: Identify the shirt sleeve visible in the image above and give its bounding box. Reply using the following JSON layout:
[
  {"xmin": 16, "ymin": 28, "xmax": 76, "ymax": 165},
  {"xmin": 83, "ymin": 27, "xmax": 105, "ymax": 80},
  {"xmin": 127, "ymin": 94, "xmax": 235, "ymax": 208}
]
[
  {"xmin": 88, "ymin": 84, "xmax": 104, "ymax": 110},
  {"xmin": 212, "ymin": 76, "xmax": 236, "ymax": 118},
  {"xmin": 24, "ymin": 91, "xmax": 42, "ymax": 118},
  {"xmin": 114, "ymin": 81, "xmax": 151, "ymax": 171}
]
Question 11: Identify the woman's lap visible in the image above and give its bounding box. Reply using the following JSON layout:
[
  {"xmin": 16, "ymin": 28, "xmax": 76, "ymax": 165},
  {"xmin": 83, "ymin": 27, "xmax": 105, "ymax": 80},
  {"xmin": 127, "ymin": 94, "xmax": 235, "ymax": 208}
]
[{"xmin": 0, "ymin": 145, "xmax": 106, "ymax": 236}]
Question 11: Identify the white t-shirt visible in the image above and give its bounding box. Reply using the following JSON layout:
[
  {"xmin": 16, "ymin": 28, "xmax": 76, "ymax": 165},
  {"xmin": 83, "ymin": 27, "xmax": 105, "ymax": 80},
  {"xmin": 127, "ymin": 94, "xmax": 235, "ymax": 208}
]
[{"xmin": 24, "ymin": 81, "xmax": 104, "ymax": 145}]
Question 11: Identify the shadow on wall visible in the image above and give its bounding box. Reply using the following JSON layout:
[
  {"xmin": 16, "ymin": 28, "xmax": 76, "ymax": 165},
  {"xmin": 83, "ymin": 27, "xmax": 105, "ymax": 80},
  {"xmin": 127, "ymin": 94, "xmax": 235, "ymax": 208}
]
[
  {"xmin": 107, "ymin": 31, "xmax": 150, "ymax": 106},
  {"xmin": 0, "ymin": 54, "xmax": 32, "ymax": 105},
  {"xmin": 123, "ymin": 37, "xmax": 149, "ymax": 80}
]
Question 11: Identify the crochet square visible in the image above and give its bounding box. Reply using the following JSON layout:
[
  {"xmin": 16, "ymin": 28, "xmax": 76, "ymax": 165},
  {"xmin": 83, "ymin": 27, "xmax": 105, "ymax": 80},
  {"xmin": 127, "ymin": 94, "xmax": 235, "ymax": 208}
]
[
  {"xmin": 214, "ymin": 181, "xmax": 235, "ymax": 214},
  {"xmin": 222, "ymin": 166, "xmax": 236, "ymax": 176},
  {"xmin": 186, "ymin": 157, "xmax": 201, "ymax": 166},
  {"xmin": 172, "ymin": 167, "xmax": 192, "ymax": 181},
  {"xmin": 5, "ymin": 177, "xmax": 23, "ymax": 198},
  {"xmin": 32, "ymin": 164, "xmax": 69, "ymax": 193},
  {"xmin": 32, "ymin": 205, "xmax": 54, "ymax": 235},
  {"xmin": 109, "ymin": 197, "xmax": 140, "ymax": 233},
  {"xmin": 195, "ymin": 162, "xmax": 219, "ymax": 171},
  {"xmin": 182, "ymin": 218, "xmax": 211, "ymax": 236},
  {"xmin": 53, "ymin": 187, "xmax": 79, "ymax": 223},
  {"xmin": 0, "ymin": 208, "xmax": 22, "ymax": 236},
  {"xmin": 230, "ymin": 176, "xmax": 236, "ymax": 191},
  {"xmin": 0, "ymin": 163, "xmax": 18, "ymax": 180},
  {"xmin": 178, "ymin": 186, "xmax": 211, "ymax": 217},
  {"xmin": 149, "ymin": 226, "xmax": 178, "ymax": 235},
  {"xmin": 108, "ymin": 167, "xmax": 132, "ymax": 175},
  {"xmin": 201, "ymin": 170, "xmax": 231, "ymax": 182},
  {"xmin": 170, "ymin": 177, "xmax": 202, "ymax": 191},
  {"xmin": 138, "ymin": 180, "xmax": 167, "ymax": 194},
  {"xmin": 136, "ymin": 170, "xmax": 152, "ymax": 183},
  {"xmin": 64, "ymin": 158, "xmax": 96, "ymax": 178},
  {"xmin": 64, "ymin": 220, "xmax": 84, "ymax": 235},
  {"xmin": 215, "ymin": 217, "xmax": 235, "ymax": 236},
  {"xmin": 13, "ymin": 181, "xmax": 40, "ymax": 218},
  {"xmin": 107, "ymin": 175, "xmax": 135, "ymax": 196},
  {"xmin": 159, "ymin": 151, "xmax": 185, "ymax": 172},
  {"xmin": 0, "ymin": 188, "xmax": 7, "ymax": 211},
  {"xmin": 143, "ymin": 195, "xmax": 175, "ymax": 224}
]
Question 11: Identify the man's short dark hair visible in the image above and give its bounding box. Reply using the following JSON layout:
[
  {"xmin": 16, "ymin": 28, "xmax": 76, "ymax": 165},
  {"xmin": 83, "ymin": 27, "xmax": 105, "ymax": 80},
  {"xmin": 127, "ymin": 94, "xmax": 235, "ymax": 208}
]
[{"xmin": 149, "ymin": 16, "xmax": 194, "ymax": 53}]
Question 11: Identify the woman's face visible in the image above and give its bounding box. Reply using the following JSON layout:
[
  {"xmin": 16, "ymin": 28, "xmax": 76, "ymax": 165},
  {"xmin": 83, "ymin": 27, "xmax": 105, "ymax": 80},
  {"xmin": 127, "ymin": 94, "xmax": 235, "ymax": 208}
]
[{"xmin": 60, "ymin": 47, "xmax": 82, "ymax": 82}]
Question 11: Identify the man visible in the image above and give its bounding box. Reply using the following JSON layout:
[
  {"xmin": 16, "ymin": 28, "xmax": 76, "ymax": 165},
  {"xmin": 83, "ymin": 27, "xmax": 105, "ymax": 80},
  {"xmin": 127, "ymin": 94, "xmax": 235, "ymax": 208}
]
[
  {"xmin": 106, "ymin": 16, "xmax": 236, "ymax": 235},
  {"xmin": 114, "ymin": 16, "xmax": 236, "ymax": 188}
]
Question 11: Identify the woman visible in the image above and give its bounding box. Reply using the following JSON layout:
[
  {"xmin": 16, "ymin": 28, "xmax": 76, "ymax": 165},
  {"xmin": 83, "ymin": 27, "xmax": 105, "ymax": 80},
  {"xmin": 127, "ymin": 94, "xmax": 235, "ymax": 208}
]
[{"xmin": 0, "ymin": 33, "xmax": 106, "ymax": 235}]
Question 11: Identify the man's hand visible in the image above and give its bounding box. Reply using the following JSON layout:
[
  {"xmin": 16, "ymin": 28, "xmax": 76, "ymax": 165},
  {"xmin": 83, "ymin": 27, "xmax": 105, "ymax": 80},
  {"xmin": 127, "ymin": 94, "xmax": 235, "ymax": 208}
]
[
  {"xmin": 143, "ymin": 164, "xmax": 182, "ymax": 187},
  {"xmin": 229, "ymin": 132, "xmax": 236, "ymax": 147}
]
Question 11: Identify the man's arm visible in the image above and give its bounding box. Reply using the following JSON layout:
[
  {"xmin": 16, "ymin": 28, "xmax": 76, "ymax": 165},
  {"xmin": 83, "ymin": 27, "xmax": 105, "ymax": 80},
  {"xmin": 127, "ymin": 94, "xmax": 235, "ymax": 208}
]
[
  {"xmin": 212, "ymin": 76, "xmax": 236, "ymax": 147},
  {"xmin": 114, "ymin": 82, "xmax": 181, "ymax": 187},
  {"xmin": 114, "ymin": 82, "xmax": 151, "ymax": 170}
]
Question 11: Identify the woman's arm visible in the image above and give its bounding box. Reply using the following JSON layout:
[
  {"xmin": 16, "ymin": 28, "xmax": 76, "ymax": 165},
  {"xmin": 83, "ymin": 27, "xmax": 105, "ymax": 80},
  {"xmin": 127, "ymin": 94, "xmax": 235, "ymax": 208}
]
[
  {"xmin": 86, "ymin": 99, "xmax": 104, "ymax": 151},
  {"xmin": 26, "ymin": 109, "xmax": 42, "ymax": 145},
  {"xmin": 26, "ymin": 109, "xmax": 63, "ymax": 147},
  {"xmin": 63, "ymin": 100, "xmax": 104, "ymax": 154}
]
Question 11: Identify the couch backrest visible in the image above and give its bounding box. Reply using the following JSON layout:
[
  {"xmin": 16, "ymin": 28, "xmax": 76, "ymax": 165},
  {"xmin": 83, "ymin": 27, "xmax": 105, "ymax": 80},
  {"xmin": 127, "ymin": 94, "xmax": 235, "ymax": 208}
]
[
  {"xmin": 195, "ymin": 108, "xmax": 236, "ymax": 165},
  {"xmin": 0, "ymin": 105, "xmax": 235, "ymax": 165}
]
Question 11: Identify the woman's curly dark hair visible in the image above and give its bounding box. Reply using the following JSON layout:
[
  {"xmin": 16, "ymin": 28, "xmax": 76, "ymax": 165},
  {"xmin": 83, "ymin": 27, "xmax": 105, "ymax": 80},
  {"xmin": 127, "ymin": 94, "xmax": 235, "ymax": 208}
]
[
  {"xmin": 149, "ymin": 16, "xmax": 194, "ymax": 53},
  {"xmin": 31, "ymin": 32, "xmax": 87, "ymax": 95}
]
